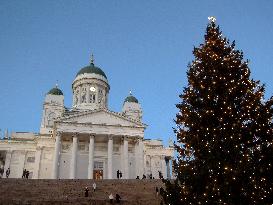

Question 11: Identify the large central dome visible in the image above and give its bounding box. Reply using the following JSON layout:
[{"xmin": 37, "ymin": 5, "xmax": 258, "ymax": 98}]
[
  {"xmin": 72, "ymin": 55, "xmax": 110, "ymax": 110},
  {"xmin": 76, "ymin": 62, "xmax": 107, "ymax": 79}
]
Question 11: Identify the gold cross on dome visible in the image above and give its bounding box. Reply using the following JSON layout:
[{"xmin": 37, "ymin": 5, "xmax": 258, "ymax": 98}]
[{"xmin": 90, "ymin": 53, "xmax": 94, "ymax": 64}]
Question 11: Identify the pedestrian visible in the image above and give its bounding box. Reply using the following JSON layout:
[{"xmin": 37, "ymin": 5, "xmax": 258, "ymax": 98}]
[
  {"xmin": 22, "ymin": 169, "xmax": 26, "ymax": 178},
  {"xmin": 6, "ymin": 168, "xmax": 10, "ymax": 178},
  {"xmin": 0, "ymin": 167, "xmax": 4, "ymax": 178},
  {"xmin": 92, "ymin": 182, "xmax": 96, "ymax": 192},
  {"xmin": 117, "ymin": 170, "xmax": 120, "ymax": 179},
  {"xmin": 109, "ymin": 193, "xmax": 114, "ymax": 204},
  {"xmin": 26, "ymin": 170, "xmax": 30, "ymax": 179},
  {"xmin": 119, "ymin": 172, "xmax": 122, "ymax": 179},
  {"xmin": 159, "ymin": 187, "xmax": 164, "ymax": 196},
  {"xmin": 158, "ymin": 171, "xmax": 162, "ymax": 179},
  {"xmin": 142, "ymin": 174, "xmax": 146, "ymax": 179},
  {"xmin": 116, "ymin": 193, "xmax": 121, "ymax": 203},
  {"xmin": 156, "ymin": 187, "xmax": 159, "ymax": 196},
  {"xmin": 84, "ymin": 187, "xmax": 89, "ymax": 197},
  {"xmin": 136, "ymin": 176, "xmax": 139, "ymax": 179}
]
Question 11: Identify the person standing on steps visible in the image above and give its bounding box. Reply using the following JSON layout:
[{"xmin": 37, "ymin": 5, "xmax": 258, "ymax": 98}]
[
  {"xmin": 109, "ymin": 193, "xmax": 114, "ymax": 204},
  {"xmin": 92, "ymin": 182, "xmax": 96, "ymax": 192},
  {"xmin": 84, "ymin": 187, "xmax": 89, "ymax": 197},
  {"xmin": 6, "ymin": 168, "xmax": 10, "ymax": 178},
  {"xmin": 156, "ymin": 187, "xmax": 159, "ymax": 196},
  {"xmin": 26, "ymin": 170, "xmax": 30, "ymax": 179},
  {"xmin": 117, "ymin": 170, "xmax": 120, "ymax": 179},
  {"xmin": 22, "ymin": 169, "xmax": 26, "ymax": 178},
  {"xmin": 116, "ymin": 193, "xmax": 121, "ymax": 203},
  {"xmin": 0, "ymin": 167, "xmax": 3, "ymax": 178}
]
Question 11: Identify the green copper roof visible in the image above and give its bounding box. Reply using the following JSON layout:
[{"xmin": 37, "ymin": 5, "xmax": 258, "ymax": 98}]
[
  {"xmin": 124, "ymin": 95, "xmax": 139, "ymax": 103},
  {"xmin": 47, "ymin": 87, "xmax": 63, "ymax": 95},
  {"xmin": 76, "ymin": 63, "xmax": 107, "ymax": 79}
]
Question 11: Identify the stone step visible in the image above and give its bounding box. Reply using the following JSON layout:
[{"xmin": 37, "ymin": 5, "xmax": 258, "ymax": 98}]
[{"xmin": 0, "ymin": 179, "xmax": 164, "ymax": 205}]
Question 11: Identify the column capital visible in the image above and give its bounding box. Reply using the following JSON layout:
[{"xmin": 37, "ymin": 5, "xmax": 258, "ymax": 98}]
[
  {"xmin": 56, "ymin": 131, "xmax": 62, "ymax": 136},
  {"xmin": 123, "ymin": 136, "xmax": 129, "ymax": 141},
  {"xmin": 6, "ymin": 149, "xmax": 13, "ymax": 154},
  {"xmin": 72, "ymin": 133, "xmax": 79, "ymax": 138},
  {"xmin": 36, "ymin": 146, "xmax": 44, "ymax": 151},
  {"xmin": 20, "ymin": 150, "xmax": 27, "ymax": 155},
  {"xmin": 89, "ymin": 134, "xmax": 95, "ymax": 138}
]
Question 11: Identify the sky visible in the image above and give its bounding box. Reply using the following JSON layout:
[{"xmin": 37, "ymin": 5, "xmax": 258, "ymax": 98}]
[{"xmin": 1, "ymin": 0, "xmax": 273, "ymax": 146}]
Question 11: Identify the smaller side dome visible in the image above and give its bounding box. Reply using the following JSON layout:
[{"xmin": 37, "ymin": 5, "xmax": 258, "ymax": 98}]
[
  {"xmin": 48, "ymin": 85, "xmax": 63, "ymax": 95},
  {"xmin": 124, "ymin": 91, "xmax": 138, "ymax": 103}
]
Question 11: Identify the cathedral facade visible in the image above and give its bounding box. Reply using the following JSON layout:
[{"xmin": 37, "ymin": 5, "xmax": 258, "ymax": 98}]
[{"xmin": 0, "ymin": 58, "xmax": 174, "ymax": 179}]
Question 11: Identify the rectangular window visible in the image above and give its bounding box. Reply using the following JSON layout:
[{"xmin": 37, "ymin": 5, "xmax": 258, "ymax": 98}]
[
  {"xmin": 78, "ymin": 144, "xmax": 86, "ymax": 151},
  {"xmin": 27, "ymin": 156, "xmax": 35, "ymax": 163},
  {"xmin": 62, "ymin": 144, "xmax": 70, "ymax": 151},
  {"xmin": 94, "ymin": 161, "xmax": 103, "ymax": 169},
  {"xmin": 113, "ymin": 147, "xmax": 119, "ymax": 152}
]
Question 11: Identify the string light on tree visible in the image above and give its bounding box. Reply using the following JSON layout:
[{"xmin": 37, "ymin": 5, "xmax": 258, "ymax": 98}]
[{"xmin": 161, "ymin": 17, "xmax": 273, "ymax": 205}]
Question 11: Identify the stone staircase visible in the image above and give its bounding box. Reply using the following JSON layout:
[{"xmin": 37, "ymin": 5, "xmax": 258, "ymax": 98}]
[{"xmin": 0, "ymin": 179, "xmax": 164, "ymax": 205}]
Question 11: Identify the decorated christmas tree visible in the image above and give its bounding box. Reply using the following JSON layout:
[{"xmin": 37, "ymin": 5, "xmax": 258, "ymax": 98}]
[{"xmin": 161, "ymin": 17, "xmax": 273, "ymax": 204}]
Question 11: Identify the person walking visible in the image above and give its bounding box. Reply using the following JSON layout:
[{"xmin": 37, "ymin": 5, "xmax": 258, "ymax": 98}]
[
  {"xmin": 116, "ymin": 193, "xmax": 121, "ymax": 203},
  {"xmin": 26, "ymin": 170, "xmax": 30, "ymax": 179},
  {"xmin": 117, "ymin": 170, "xmax": 120, "ymax": 179},
  {"xmin": 84, "ymin": 187, "xmax": 89, "ymax": 197},
  {"xmin": 22, "ymin": 169, "xmax": 26, "ymax": 178},
  {"xmin": 0, "ymin": 167, "xmax": 4, "ymax": 178},
  {"xmin": 92, "ymin": 182, "xmax": 96, "ymax": 192},
  {"xmin": 156, "ymin": 187, "xmax": 159, "ymax": 196},
  {"xmin": 109, "ymin": 193, "xmax": 114, "ymax": 204},
  {"xmin": 6, "ymin": 168, "xmax": 10, "ymax": 178}
]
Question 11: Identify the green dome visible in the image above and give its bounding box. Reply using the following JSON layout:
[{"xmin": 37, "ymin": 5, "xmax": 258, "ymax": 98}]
[
  {"xmin": 124, "ymin": 95, "xmax": 139, "ymax": 103},
  {"xmin": 47, "ymin": 87, "xmax": 63, "ymax": 95},
  {"xmin": 76, "ymin": 63, "xmax": 107, "ymax": 79}
]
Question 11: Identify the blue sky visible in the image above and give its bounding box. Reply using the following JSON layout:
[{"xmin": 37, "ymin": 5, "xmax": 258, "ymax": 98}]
[{"xmin": 1, "ymin": 1, "xmax": 273, "ymax": 145}]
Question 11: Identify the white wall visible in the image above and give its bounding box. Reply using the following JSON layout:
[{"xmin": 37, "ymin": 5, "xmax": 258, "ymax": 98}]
[
  {"xmin": 9, "ymin": 151, "xmax": 25, "ymax": 178},
  {"xmin": 76, "ymin": 153, "xmax": 88, "ymax": 179},
  {"xmin": 59, "ymin": 153, "xmax": 71, "ymax": 179},
  {"xmin": 39, "ymin": 148, "xmax": 53, "ymax": 179}
]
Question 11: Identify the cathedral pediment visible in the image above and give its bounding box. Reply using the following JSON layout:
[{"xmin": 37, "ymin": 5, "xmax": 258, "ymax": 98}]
[{"xmin": 56, "ymin": 108, "xmax": 146, "ymax": 128}]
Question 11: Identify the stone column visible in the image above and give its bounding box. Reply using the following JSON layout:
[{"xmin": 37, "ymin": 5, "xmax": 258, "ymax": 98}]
[
  {"xmin": 4, "ymin": 150, "xmax": 12, "ymax": 176},
  {"xmin": 123, "ymin": 137, "xmax": 129, "ymax": 179},
  {"xmin": 107, "ymin": 135, "xmax": 113, "ymax": 179},
  {"xmin": 165, "ymin": 156, "xmax": 171, "ymax": 179},
  {"xmin": 160, "ymin": 156, "xmax": 166, "ymax": 179},
  {"xmin": 33, "ymin": 147, "xmax": 43, "ymax": 179},
  {"xmin": 137, "ymin": 138, "xmax": 144, "ymax": 178},
  {"xmin": 88, "ymin": 135, "xmax": 95, "ymax": 179},
  {"xmin": 70, "ymin": 134, "xmax": 78, "ymax": 179},
  {"xmin": 52, "ymin": 132, "xmax": 61, "ymax": 179},
  {"xmin": 20, "ymin": 151, "xmax": 27, "ymax": 178},
  {"xmin": 87, "ymin": 85, "xmax": 90, "ymax": 103}
]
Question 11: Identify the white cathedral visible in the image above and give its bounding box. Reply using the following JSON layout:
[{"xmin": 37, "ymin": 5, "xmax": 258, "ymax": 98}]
[{"xmin": 0, "ymin": 57, "xmax": 174, "ymax": 180}]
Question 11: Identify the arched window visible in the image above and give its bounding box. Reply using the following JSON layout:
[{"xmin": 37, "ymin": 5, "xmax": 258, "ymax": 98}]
[
  {"xmin": 98, "ymin": 89, "xmax": 103, "ymax": 103},
  {"xmin": 89, "ymin": 92, "xmax": 96, "ymax": 103},
  {"xmin": 47, "ymin": 112, "xmax": 56, "ymax": 127},
  {"xmin": 81, "ymin": 92, "xmax": 86, "ymax": 103}
]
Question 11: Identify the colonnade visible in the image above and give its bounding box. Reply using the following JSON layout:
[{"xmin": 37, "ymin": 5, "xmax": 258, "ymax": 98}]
[{"xmin": 52, "ymin": 132, "xmax": 143, "ymax": 179}]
